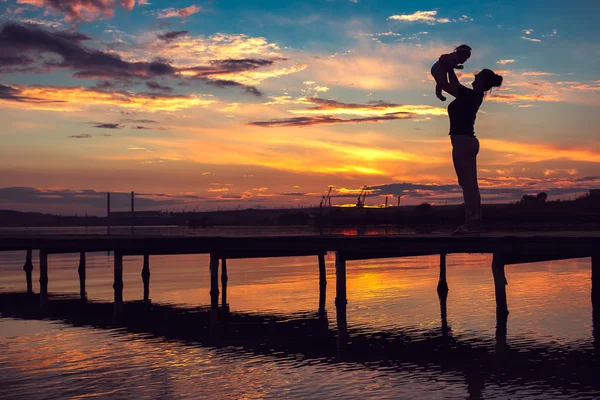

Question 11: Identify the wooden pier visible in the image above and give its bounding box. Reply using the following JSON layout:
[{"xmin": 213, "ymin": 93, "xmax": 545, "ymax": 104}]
[{"xmin": 2, "ymin": 232, "xmax": 600, "ymax": 327}]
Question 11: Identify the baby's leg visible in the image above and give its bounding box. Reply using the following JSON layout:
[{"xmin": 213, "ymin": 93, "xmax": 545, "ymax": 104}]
[
  {"xmin": 430, "ymin": 62, "xmax": 447, "ymax": 101},
  {"xmin": 435, "ymin": 84, "xmax": 445, "ymax": 101}
]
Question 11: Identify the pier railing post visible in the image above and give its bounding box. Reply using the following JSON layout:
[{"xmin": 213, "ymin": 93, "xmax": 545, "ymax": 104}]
[
  {"xmin": 78, "ymin": 252, "xmax": 87, "ymax": 301},
  {"xmin": 437, "ymin": 253, "xmax": 448, "ymax": 295},
  {"xmin": 113, "ymin": 251, "xmax": 124, "ymax": 318},
  {"xmin": 318, "ymin": 253, "xmax": 327, "ymax": 316},
  {"xmin": 492, "ymin": 253, "xmax": 509, "ymax": 317},
  {"xmin": 39, "ymin": 249, "xmax": 48, "ymax": 309},
  {"xmin": 221, "ymin": 258, "xmax": 228, "ymax": 309},
  {"xmin": 23, "ymin": 249, "xmax": 34, "ymax": 295},
  {"xmin": 142, "ymin": 254, "xmax": 150, "ymax": 303}
]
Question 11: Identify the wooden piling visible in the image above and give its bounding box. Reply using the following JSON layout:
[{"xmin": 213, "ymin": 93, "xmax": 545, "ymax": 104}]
[
  {"xmin": 318, "ymin": 253, "xmax": 327, "ymax": 315},
  {"xmin": 142, "ymin": 254, "xmax": 150, "ymax": 303},
  {"xmin": 78, "ymin": 252, "xmax": 87, "ymax": 301},
  {"xmin": 492, "ymin": 253, "xmax": 509, "ymax": 317},
  {"xmin": 437, "ymin": 253, "xmax": 449, "ymax": 295},
  {"xmin": 39, "ymin": 249, "xmax": 48, "ymax": 308},
  {"xmin": 335, "ymin": 252, "xmax": 347, "ymax": 309},
  {"xmin": 23, "ymin": 249, "xmax": 34, "ymax": 295},
  {"xmin": 438, "ymin": 286, "xmax": 449, "ymax": 337},
  {"xmin": 221, "ymin": 258, "xmax": 228, "ymax": 308},
  {"xmin": 113, "ymin": 251, "xmax": 124, "ymax": 317},
  {"xmin": 593, "ymin": 256, "xmax": 600, "ymax": 361},
  {"xmin": 335, "ymin": 253, "xmax": 348, "ymax": 356},
  {"xmin": 335, "ymin": 252, "xmax": 348, "ymax": 354},
  {"xmin": 495, "ymin": 302, "xmax": 509, "ymax": 356},
  {"xmin": 209, "ymin": 253, "xmax": 220, "ymax": 310},
  {"xmin": 592, "ymin": 256, "xmax": 600, "ymax": 302}
]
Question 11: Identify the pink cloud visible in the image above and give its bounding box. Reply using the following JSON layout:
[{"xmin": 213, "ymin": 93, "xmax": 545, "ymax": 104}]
[
  {"xmin": 157, "ymin": 5, "xmax": 201, "ymax": 19},
  {"xmin": 16, "ymin": 0, "xmax": 135, "ymax": 21}
]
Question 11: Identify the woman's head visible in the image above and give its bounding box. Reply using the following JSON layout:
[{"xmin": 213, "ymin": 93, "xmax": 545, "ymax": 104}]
[{"xmin": 473, "ymin": 68, "xmax": 503, "ymax": 92}]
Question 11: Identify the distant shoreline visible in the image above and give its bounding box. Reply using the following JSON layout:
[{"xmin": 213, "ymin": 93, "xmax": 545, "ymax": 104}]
[{"xmin": 1, "ymin": 194, "xmax": 600, "ymax": 230}]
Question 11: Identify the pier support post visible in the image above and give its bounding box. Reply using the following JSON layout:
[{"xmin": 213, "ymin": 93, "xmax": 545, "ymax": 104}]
[
  {"xmin": 78, "ymin": 252, "xmax": 87, "ymax": 301},
  {"xmin": 592, "ymin": 256, "xmax": 600, "ymax": 360},
  {"xmin": 23, "ymin": 249, "xmax": 34, "ymax": 295},
  {"xmin": 209, "ymin": 254, "xmax": 220, "ymax": 333},
  {"xmin": 142, "ymin": 254, "xmax": 150, "ymax": 303},
  {"xmin": 592, "ymin": 256, "xmax": 600, "ymax": 303},
  {"xmin": 221, "ymin": 258, "xmax": 228, "ymax": 309},
  {"xmin": 335, "ymin": 252, "xmax": 348, "ymax": 356},
  {"xmin": 438, "ymin": 283, "xmax": 449, "ymax": 337},
  {"xmin": 39, "ymin": 249, "xmax": 48, "ymax": 309},
  {"xmin": 318, "ymin": 253, "xmax": 327, "ymax": 316},
  {"xmin": 495, "ymin": 300, "xmax": 509, "ymax": 358},
  {"xmin": 209, "ymin": 254, "xmax": 220, "ymax": 310},
  {"xmin": 437, "ymin": 253, "xmax": 449, "ymax": 295},
  {"xmin": 492, "ymin": 253, "xmax": 509, "ymax": 317},
  {"xmin": 113, "ymin": 251, "xmax": 124, "ymax": 318}
]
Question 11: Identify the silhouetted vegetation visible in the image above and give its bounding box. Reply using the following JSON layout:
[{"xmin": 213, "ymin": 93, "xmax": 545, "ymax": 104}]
[{"xmin": 2, "ymin": 191, "xmax": 600, "ymax": 231}]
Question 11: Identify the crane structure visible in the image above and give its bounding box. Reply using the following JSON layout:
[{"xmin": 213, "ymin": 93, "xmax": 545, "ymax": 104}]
[
  {"xmin": 319, "ymin": 186, "xmax": 333, "ymax": 209},
  {"xmin": 356, "ymin": 185, "xmax": 370, "ymax": 208}
]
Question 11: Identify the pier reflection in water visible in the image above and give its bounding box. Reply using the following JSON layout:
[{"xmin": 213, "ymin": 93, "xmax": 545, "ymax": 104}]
[{"xmin": 1, "ymin": 251, "xmax": 599, "ymax": 399}]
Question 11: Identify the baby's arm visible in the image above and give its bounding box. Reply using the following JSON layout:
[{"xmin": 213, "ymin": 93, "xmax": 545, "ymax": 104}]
[{"xmin": 441, "ymin": 53, "xmax": 464, "ymax": 70}]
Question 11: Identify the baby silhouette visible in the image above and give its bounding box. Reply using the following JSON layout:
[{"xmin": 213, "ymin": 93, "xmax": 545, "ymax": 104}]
[{"xmin": 430, "ymin": 44, "xmax": 472, "ymax": 101}]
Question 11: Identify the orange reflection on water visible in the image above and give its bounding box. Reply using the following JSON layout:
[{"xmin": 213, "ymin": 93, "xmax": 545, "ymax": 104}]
[{"xmin": 0, "ymin": 251, "xmax": 595, "ymax": 341}]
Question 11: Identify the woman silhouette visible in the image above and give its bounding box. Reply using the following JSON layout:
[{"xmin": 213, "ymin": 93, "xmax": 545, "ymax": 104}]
[{"xmin": 438, "ymin": 68, "xmax": 503, "ymax": 234}]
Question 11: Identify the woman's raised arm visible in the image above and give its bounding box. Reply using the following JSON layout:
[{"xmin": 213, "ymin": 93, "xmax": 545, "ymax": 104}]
[{"xmin": 438, "ymin": 69, "xmax": 462, "ymax": 98}]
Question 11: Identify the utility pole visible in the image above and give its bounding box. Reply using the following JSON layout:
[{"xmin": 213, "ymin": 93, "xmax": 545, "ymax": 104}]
[
  {"xmin": 107, "ymin": 192, "xmax": 111, "ymax": 236},
  {"xmin": 131, "ymin": 191, "xmax": 135, "ymax": 235}
]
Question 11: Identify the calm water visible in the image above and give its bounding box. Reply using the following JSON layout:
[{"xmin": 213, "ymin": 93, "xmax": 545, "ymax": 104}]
[{"xmin": 1, "ymin": 231, "xmax": 599, "ymax": 399}]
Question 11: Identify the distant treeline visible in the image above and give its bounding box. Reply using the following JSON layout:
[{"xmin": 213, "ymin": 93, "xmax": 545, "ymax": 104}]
[{"xmin": 1, "ymin": 193, "xmax": 600, "ymax": 230}]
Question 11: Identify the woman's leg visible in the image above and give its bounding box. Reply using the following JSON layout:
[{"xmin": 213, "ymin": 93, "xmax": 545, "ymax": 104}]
[
  {"xmin": 451, "ymin": 135, "xmax": 481, "ymax": 229},
  {"xmin": 470, "ymin": 137, "xmax": 482, "ymax": 224}
]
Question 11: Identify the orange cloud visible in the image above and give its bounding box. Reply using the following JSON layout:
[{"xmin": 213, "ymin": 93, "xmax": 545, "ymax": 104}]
[
  {"xmin": 248, "ymin": 114, "xmax": 416, "ymax": 127},
  {"xmin": 567, "ymin": 82, "xmax": 600, "ymax": 91},
  {"xmin": 208, "ymin": 63, "xmax": 308, "ymax": 86},
  {"xmin": 250, "ymin": 97, "xmax": 447, "ymax": 126},
  {"xmin": 128, "ymin": 32, "xmax": 282, "ymax": 67},
  {"xmin": 301, "ymin": 42, "xmax": 450, "ymax": 90},
  {"xmin": 287, "ymin": 98, "xmax": 447, "ymax": 117},
  {"xmin": 488, "ymin": 93, "xmax": 562, "ymax": 103},
  {"xmin": 484, "ymin": 139, "xmax": 600, "ymax": 163},
  {"xmin": 521, "ymin": 71, "xmax": 557, "ymax": 76},
  {"xmin": 0, "ymin": 85, "xmax": 214, "ymax": 112}
]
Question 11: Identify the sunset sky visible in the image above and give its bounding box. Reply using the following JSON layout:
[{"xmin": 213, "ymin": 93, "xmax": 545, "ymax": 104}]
[{"xmin": 1, "ymin": 0, "xmax": 598, "ymax": 215}]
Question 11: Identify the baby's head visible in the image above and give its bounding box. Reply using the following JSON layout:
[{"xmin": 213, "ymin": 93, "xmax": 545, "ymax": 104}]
[{"xmin": 455, "ymin": 44, "xmax": 472, "ymax": 63}]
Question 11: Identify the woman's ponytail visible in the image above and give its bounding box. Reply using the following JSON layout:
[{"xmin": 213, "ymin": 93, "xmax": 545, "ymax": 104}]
[{"xmin": 480, "ymin": 68, "xmax": 503, "ymax": 91}]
